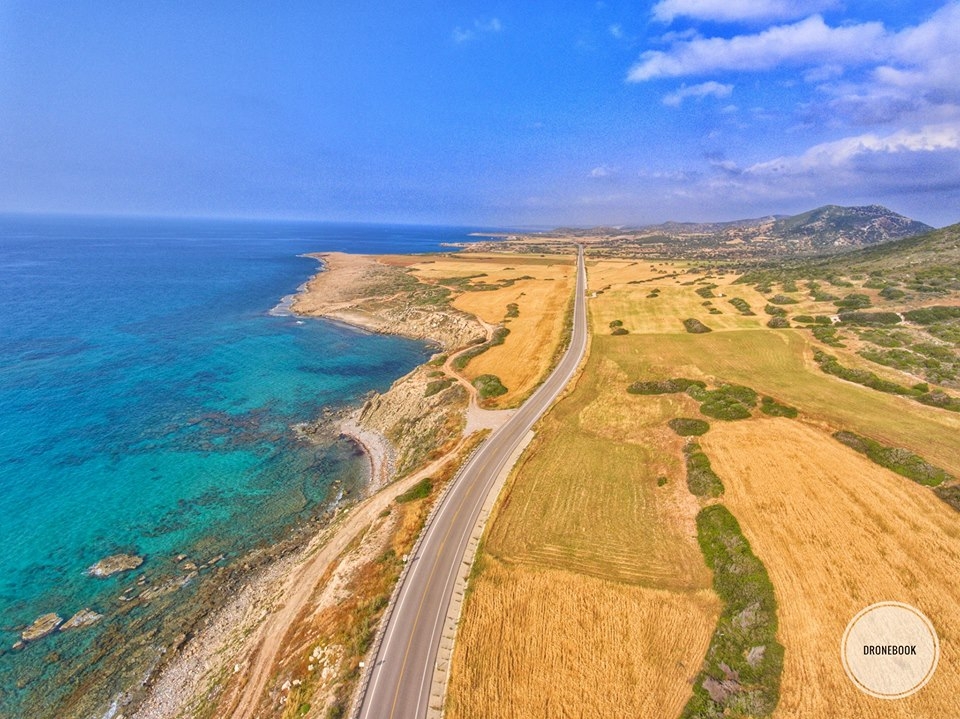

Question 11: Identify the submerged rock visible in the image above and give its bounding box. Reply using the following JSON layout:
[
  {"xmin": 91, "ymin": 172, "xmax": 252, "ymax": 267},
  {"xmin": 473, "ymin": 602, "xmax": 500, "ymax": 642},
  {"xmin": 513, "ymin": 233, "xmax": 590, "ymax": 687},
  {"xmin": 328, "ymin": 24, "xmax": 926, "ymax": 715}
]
[
  {"xmin": 87, "ymin": 553, "xmax": 144, "ymax": 577},
  {"xmin": 60, "ymin": 609, "xmax": 104, "ymax": 631},
  {"xmin": 21, "ymin": 613, "xmax": 63, "ymax": 642},
  {"xmin": 139, "ymin": 572, "xmax": 196, "ymax": 601}
]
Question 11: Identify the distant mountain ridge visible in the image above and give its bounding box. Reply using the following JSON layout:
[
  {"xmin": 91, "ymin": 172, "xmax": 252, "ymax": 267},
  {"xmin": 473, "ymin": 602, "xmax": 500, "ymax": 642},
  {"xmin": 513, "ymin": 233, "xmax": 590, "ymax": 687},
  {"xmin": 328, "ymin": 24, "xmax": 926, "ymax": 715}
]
[
  {"xmin": 769, "ymin": 205, "xmax": 933, "ymax": 251},
  {"xmin": 544, "ymin": 204, "xmax": 935, "ymax": 260},
  {"xmin": 466, "ymin": 204, "xmax": 940, "ymax": 261}
]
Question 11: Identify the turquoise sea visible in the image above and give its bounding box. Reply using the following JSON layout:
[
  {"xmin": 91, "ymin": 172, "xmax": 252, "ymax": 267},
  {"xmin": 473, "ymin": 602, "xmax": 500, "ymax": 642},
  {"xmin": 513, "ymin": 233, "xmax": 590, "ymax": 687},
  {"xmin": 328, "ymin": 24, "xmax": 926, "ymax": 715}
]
[{"xmin": 0, "ymin": 215, "xmax": 485, "ymax": 717}]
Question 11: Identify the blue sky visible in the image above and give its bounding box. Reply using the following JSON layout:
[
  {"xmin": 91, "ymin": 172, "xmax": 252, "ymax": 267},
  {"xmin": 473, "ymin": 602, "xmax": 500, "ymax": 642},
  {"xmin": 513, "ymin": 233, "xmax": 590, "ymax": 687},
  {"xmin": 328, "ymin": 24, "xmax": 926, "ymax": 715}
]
[{"xmin": 1, "ymin": 1, "xmax": 958, "ymax": 226}]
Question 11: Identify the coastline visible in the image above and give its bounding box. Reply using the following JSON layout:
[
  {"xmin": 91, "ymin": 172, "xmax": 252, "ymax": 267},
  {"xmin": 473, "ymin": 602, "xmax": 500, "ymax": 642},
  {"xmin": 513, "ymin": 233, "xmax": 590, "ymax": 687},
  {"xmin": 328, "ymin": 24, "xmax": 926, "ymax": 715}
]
[
  {"xmin": 130, "ymin": 250, "xmax": 480, "ymax": 718},
  {"xmin": 340, "ymin": 412, "xmax": 395, "ymax": 491}
]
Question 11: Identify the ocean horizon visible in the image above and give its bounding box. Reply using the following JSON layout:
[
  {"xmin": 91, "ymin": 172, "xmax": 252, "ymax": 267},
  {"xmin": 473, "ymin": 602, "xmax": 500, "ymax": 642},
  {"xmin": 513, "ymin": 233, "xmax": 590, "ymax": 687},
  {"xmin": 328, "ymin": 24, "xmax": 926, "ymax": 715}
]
[{"xmin": 0, "ymin": 214, "xmax": 492, "ymax": 717}]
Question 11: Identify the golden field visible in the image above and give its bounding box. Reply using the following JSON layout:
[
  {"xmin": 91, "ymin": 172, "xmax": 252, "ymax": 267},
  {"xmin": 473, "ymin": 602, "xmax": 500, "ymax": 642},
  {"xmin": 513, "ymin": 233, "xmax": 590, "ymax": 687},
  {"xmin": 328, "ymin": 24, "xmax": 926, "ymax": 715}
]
[
  {"xmin": 702, "ymin": 418, "xmax": 960, "ymax": 718},
  {"xmin": 450, "ymin": 255, "xmax": 960, "ymax": 718},
  {"xmin": 446, "ymin": 562, "xmax": 717, "ymax": 719},
  {"xmin": 409, "ymin": 253, "xmax": 575, "ymax": 407},
  {"xmin": 446, "ymin": 312, "xmax": 719, "ymax": 717}
]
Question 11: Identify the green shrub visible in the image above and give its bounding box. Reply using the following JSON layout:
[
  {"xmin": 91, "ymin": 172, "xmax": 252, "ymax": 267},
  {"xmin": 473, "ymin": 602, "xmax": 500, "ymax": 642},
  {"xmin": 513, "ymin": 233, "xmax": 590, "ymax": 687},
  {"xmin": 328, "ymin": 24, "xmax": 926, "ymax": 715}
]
[
  {"xmin": 473, "ymin": 374, "xmax": 508, "ymax": 399},
  {"xmin": 696, "ymin": 284, "xmax": 718, "ymax": 298},
  {"xmin": 627, "ymin": 378, "xmax": 706, "ymax": 394},
  {"xmin": 792, "ymin": 315, "xmax": 816, "ymax": 323},
  {"xmin": 764, "ymin": 304, "xmax": 787, "ymax": 316},
  {"xmin": 858, "ymin": 329, "xmax": 907, "ymax": 347},
  {"xmin": 769, "ymin": 294, "xmax": 798, "ymax": 305},
  {"xmin": 837, "ymin": 312, "xmax": 901, "ymax": 326},
  {"xmin": 782, "ymin": 280, "xmax": 798, "ymax": 293},
  {"xmin": 879, "ymin": 286, "xmax": 906, "ymax": 300},
  {"xmin": 395, "ymin": 478, "xmax": 433, "ymax": 503},
  {"xmin": 833, "ymin": 431, "xmax": 951, "ymax": 486},
  {"xmin": 505, "ymin": 302, "xmax": 520, "ymax": 318},
  {"xmin": 656, "ymin": 476, "xmax": 668, "ymax": 487},
  {"xmin": 424, "ymin": 378, "xmax": 455, "ymax": 397},
  {"xmin": 903, "ymin": 306, "xmax": 960, "ymax": 324},
  {"xmin": 934, "ymin": 484, "xmax": 960, "ymax": 512},
  {"xmin": 728, "ymin": 297, "xmax": 755, "ymax": 315},
  {"xmin": 668, "ymin": 418, "xmax": 710, "ymax": 436},
  {"xmin": 759, "ymin": 396, "xmax": 798, "ymax": 418},
  {"xmin": 611, "ymin": 327, "xmax": 629, "ymax": 335},
  {"xmin": 916, "ymin": 391, "xmax": 960, "ymax": 412},
  {"xmin": 817, "ymin": 351, "xmax": 960, "ymax": 411},
  {"xmin": 766, "ymin": 317, "xmax": 790, "ymax": 329},
  {"xmin": 681, "ymin": 505, "xmax": 783, "ymax": 719},
  {"xmin": 812, "ymin": 350, "xmax": 912, "ymax": 395},
  {"xmin": 609, "ymin": 319, "xmax": 624, "ymax": 328},
  {"xmin": 834, "ymin": 293, "xmax": 872, "ymax": 310},
  {"xmin": 683, "ymin": 318, "xmax": 713, "ymax": 333},
  {"xmin": 695, "ymin": 384, "xmax": 757, "ymax": 420},
  {"xmin": 811, "ymin": 326, "xmax": 845, "ymax": 347},
  {"xmin": 684, "ymin": 442, "xmax": 724, "ymax": 498}
]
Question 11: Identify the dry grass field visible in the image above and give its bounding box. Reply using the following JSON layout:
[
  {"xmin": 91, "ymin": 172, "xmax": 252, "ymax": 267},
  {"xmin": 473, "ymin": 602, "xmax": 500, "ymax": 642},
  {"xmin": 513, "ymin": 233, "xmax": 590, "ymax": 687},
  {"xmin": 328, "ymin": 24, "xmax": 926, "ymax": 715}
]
[
  {"xmin": 483, "ymin": 349, "xmax": 709, "ymax": 589},
  {"xmin": 701, "ymin": 418, "xmax": 960, "ymax": 718},
  {"xmin": 587, "ymin": 259, "xmax": 776, "ymax": 335},
  {"xmin": 446, "ymin": 562, "xmax": 717, "ymax": 719},
  {"xmin": 408, "ymin": 253, "xmax": 575, "ymax": 407},
  {"xmin": 446, "ymin": 331, "xmax": 719, "ymax": 717},
  {"xmin": 601, "ymin": 329, "xmax": 960, "ymax": 475},
  {"xmin": 449, "ymin": 254, "xmax": 960, "ymax": 718}
]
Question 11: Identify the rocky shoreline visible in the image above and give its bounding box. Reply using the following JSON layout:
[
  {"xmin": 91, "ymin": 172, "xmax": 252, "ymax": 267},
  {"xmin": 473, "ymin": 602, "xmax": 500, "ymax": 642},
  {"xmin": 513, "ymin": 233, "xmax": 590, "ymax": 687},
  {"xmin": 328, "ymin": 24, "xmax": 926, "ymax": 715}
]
[{"xmin": 122, "ymin": 251, "xmax": 482, "ymax": 718}]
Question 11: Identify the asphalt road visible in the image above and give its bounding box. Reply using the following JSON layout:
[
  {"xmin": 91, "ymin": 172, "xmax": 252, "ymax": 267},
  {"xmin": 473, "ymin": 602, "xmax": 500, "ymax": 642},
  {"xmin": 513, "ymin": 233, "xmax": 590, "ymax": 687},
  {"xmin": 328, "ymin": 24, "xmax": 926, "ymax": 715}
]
[{"xmin": 356, "ymin": 246, "xmax": 588, "ymax": 719}]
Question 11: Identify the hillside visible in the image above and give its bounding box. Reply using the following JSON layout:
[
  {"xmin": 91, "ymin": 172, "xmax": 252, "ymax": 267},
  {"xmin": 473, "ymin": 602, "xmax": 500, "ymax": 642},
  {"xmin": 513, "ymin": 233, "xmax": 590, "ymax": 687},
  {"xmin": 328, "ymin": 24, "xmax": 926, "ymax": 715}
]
[
  {"xmin": 742, "ymin": 222, "xmax": 960, "ymax": 291},
  {"xmin": 466, "ymin": 205, "xmax": 934, "ymax": 260},
  {"xmin": 770, "ymin": 204, "xmax": 932, "ymax": 252},
  {"xmin": 737, "ymin": 221, "xmax": 960, "ymax": 392}
]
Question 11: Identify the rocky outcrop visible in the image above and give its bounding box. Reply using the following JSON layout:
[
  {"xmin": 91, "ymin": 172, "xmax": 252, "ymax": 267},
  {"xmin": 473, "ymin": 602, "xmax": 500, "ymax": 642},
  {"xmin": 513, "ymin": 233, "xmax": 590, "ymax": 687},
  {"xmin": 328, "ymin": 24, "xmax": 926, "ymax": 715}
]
[
  {"xmin": 291, "ymin": 252, "xmax": 485, "ymax": 350},
  {"xmin": 60, "ymin": 609, "xmax": 103, "ymax": 631},
  {"xmin": 87, "ymin": 553, "xmax": 144, "ymax": 577},
  {"xmin": 21, "ymin": 613, "xmax": 63, "ymax": 641},
  {"xmin": 139, "ymin": 572, "xmax": 196, "ymax": 601},
  {"xmin": 332, "ymin": 303, "xmax": 484, "ymax": 350},
  {"xmin": 358, "ymin": 366, "xmax": 468, "ymax": 477}
]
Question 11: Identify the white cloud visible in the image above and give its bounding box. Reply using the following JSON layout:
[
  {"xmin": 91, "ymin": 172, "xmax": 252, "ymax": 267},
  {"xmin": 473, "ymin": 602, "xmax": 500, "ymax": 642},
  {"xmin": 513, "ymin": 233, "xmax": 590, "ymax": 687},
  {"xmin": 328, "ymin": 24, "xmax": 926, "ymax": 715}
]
[
  {"xmin": 609, "ymin": 23, "xmax": 625, "ymax": 39},
  {"xmin": 452, "ymin": 27, "xmax": 473, "ymax": 43},
  {"xmin": 652, "ymin": 0, "xmax": 838, "ymax": 24},
  {"xmin": 628, "ymin": 15, "xmax": 886, "ymax": 81},
  {"xmin": 589, "ymin": 165, "xmax": 617, "ymax": 178},
  {"xmin": 693, "ymin": 123, "xmax": 960, "ymax": 210},
  {"xmin": 746, "ymin": 124, "xmax": 960, "ymax": 174},
  {"xmin": 452, "ymin": 17, "xmax": 503, "ymax": 43},
  {"xmin": 663, "ymin": 80, "xmax": 733, "ymax": 106},
  {"xmin": 630, "ymin": 2, "xmax": 960, "ymax": 126}
]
